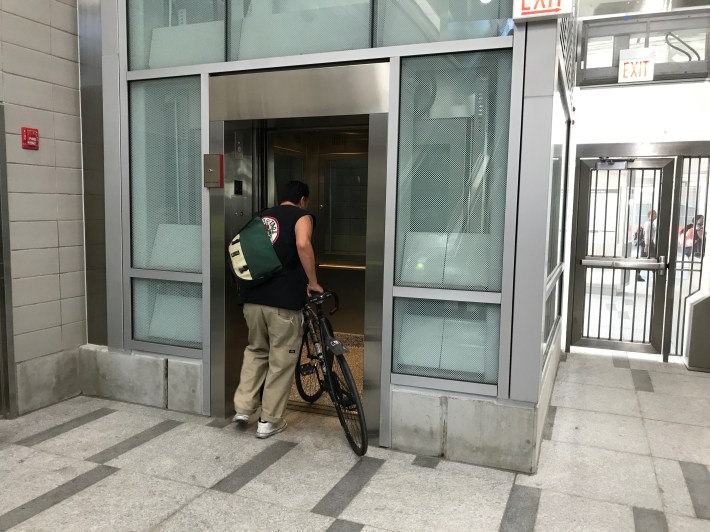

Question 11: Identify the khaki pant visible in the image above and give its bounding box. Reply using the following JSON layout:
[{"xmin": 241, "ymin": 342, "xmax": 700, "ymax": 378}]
[{"xmin": 233, "ymin": 303, "xmax": 303, "ymax": 423}]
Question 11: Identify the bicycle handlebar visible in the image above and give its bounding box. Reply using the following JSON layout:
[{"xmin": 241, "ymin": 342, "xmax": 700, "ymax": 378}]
[{"xmin": 308, "ymin": 290, "xmax": 339, "ymax": 315}]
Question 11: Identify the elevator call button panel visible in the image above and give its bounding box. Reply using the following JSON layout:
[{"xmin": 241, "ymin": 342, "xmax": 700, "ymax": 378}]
[{"xmin": 203, "ymin": 154, "xmax": 224, "ymax": 188}]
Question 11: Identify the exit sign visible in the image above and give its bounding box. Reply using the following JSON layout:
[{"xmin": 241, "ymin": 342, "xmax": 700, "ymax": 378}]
[
  {"xmin": 514, "ymin": 0, "xmax": 572, "ymax": 20},
  {"xmin": 618, "ymin": 48, "xmax": 655, "ymax": 83}
]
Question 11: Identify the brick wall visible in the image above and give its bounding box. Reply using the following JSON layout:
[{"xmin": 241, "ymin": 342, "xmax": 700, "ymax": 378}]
[{"xmin": 1, "ymin": 0, "xmax": 85, "ymax": 413}]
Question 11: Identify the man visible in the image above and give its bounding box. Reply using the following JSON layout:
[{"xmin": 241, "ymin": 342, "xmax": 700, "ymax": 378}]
[{"xmin": 233, "ymin": 180, "xmax": 324, "ymax": 438}]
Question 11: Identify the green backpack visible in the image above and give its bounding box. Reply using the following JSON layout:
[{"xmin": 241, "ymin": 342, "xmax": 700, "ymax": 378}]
[{"xmin": 227, "ymin": 216, "xmax": 283, "ymax": 287}]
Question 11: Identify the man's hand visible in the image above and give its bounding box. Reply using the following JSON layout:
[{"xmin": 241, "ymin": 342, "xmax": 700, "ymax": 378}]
[{"xmin": 307, "ymin": 283, "xmax": 324, "ymax": 297}]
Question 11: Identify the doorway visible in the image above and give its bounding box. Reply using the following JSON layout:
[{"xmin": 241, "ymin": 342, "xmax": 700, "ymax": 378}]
[
  {"xmin": 569, "ymin": 158, "xmax": 675, "ymax": 353},
  {"xmin": 207, "ymin": 63, "xmax": 389, "ymax": 433}
]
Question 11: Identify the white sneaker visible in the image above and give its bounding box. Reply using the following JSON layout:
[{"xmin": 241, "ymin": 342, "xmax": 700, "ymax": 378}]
[
  {"xmin": 232, "ymin": 412, "xmax": 250, "ymax": 424},
  {"xmin": 256, "ymin": 418, "xmax": 287, "ymax": 439}
]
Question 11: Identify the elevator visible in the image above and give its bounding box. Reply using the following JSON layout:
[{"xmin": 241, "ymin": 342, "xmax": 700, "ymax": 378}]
[{"xmin": 207, "ymin": 63, "xmax": 389, "ymax": 435}]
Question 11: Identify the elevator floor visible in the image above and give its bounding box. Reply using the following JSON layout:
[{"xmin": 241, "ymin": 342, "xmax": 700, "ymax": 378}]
[{"xmin": 288, "ymin": 332, "xmax": 364, "ymax": 411}]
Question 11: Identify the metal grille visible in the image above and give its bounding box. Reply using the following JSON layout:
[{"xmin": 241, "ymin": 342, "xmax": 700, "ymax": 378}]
[
  {"xmin": 559, "ymin": 9, "xmax": 577, "ymax": 92},
  {"xmin": 129, "ymin": 77, "xmax": 202, "ymax": 273},
  {"xmin": 132, "ymin": 279, "xmax": 202, "ymax": 349},
  {"xmin": 394, "ymin": 51, "xmax": 512, "ymax": 292},
  {"xmin": 392, "ymin": 298, "xmax": 500, "ymax": 384},
  {"xmin": 670, "ymin": 157, "xmax": 709, "ymax": 356},
  {"xmin": 582, "ymin": 168, "xmax": 661, "ymax": 343}
]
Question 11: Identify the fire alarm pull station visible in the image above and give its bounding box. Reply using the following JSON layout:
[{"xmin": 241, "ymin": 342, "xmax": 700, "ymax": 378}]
[{"xmin": 21, "ymin": 128, "xmax": 39, "ymax": 150}]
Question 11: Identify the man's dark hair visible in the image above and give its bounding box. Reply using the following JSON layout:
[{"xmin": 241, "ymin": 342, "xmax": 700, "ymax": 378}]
[{"xmin": 279, "ymin": 180, "xmax": 310, "ymax": 204}]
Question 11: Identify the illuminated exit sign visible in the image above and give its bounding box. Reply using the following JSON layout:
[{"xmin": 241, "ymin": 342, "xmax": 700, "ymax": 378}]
[
  {"xmin": 618, "ymin": 48, "xmax": 655, "ymax": 83},
  {"xmin": 514, "ymin": 0, "xmax": 572, "ymax": 20}
]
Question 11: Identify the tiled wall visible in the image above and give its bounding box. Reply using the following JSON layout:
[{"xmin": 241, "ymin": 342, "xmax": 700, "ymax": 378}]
[{"xmin": 1, "ymin": 0, "xmax": 85, "ymax": 412}]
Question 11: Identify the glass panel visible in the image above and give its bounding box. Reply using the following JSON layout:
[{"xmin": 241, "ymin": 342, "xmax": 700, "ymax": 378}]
[
  {"xmin": 546, "ymin": 88, "xmax": 568, "ymax": 277},
  {"xmin": 323, "ymin": 158, "xmax": 368, "ymax": 257},
  {"xmin": 128, "ymin": 0, "xmax": 226, "ymax": 70},
  {"xmin": 228, "ymin": 0, "xmax": 371, "ymax": 61},
  {"xmin": 586, "ymin": 36, "xmax": 614, "ymax": 68},
  {"xmin": 130, "ymin": 77, "xmax": 202, "ymax": 273},
  {"xmin": 648, "ymin": 29, "xmax": 706, "ymax": 63},
  {"xmin": 393, "ymin": 298, "xmax": 500, "ymax": 383},
  {"xmin": 376, "ymin": 0, "xmax": 513, "ymax": 47},
  {"xmin": 132, "ymin": 279, "xmax": 202, "ymax": 349},
  {"xmin": 394, "ymin": 51, "xmax": 512, "ymax": 291}
]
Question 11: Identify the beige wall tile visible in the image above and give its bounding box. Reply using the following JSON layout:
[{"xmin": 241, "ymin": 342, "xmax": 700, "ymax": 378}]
[
  {"xmin": 13, "ymin": 300, "xmax": 62, "ymax": 335},
  {"xmin": 4, "ymin": 105, "xmax": 54, "ymax": 139},
  {"xmin": 8, "ymin": 193, "xmax": 58, "ymax": 222},
  {"xmin": 59, "ymin": 245, "xmax": 84, "ymax": 272},
  {"xmin": 3, "ymin": 73, "xmax": 54, "ymax": 112},
  {"xmin": 11, "ymin": 248, "xmax": 60, "ymax": 278},
  {"xmin": 12, "ymin": 274, "xmax": 60, "ymax": 306},
  {"xmin": 52, "ymin": 85, "xmax": 79, "ymax": 115},
  {"xmin": 55, "ymin": 167, "xmax": 82, "ymax": 194},
  {"xmin": 2, "ymin": 0, "xmax": 52, "ymax": 25},
  {"xmin": 52, "ymin": 55, "xmax": 79, "ymax": 89},
  {"xmin": 1, "ymin": 12, "xmax": 52, "ymax": 54},
  {"xmin": 50, "ymin": 27, "xmax": 78, "ymax": 62},
  {"xmin": 7, "ymin": 164, "xmax": 56, "ymax": 193},
  {"xmin": 60, "ymin": 270, "xmax": 85, "ymax": 298},
  {"xmin": 9, "ymin": 220, "xmax": 58, "ymax": 250},
  {"xmin": 51, "ymin": 0, "xmax": 77, "ymax": 35},
  {"xmin": 58, "ymin": 194, "xmax": 82, "ymax": 221},
  {"xmin": 55, "ymin": 139, "xmax": 81, "ymax": 168},
  {"xmin": 61, "ymin": 296, "xmax": 86, "ymax": 324},
  {"xmin": 58, "ymin": 220, "xmax": 83, "ymax": 246},
  {"xmin": 62, "ymin": 320, "xmax": 86, "ymax": 350},
  {"xmin": 56, "ymin": 0, "xmax": 78, "ymax": 7},
  {"xmin": 54, "ymin": 112, "xmax": 80, "ymax": 142},
  {"xmin": 1, "ymin": 43, "xmax": 54, "ymax": 84},
  {"xmin": 5, "ymin": 134, "xmax": 56, "ymax": 167},
  {"xmin": 14, "ymin": 326, "xmax": 62, "ymax": 362}
]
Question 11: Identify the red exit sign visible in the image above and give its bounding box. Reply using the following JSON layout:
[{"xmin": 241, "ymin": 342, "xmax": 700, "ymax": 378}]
[
  {"xmin": 618, "ymin": 49, "xmax": 655, "ymax": 83},
  {"xmin": 21, "ymin": 127, "xmax": 39, "ymax": 150},
  {"xmin": 514, "ymin": 0, "xmax": 572, "ymax": 20}
]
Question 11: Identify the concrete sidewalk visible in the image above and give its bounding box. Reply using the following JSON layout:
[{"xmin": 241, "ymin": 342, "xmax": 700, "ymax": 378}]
[{"xmin": 0, "ymin": 351, "xmax": 708, "ymax": 531}]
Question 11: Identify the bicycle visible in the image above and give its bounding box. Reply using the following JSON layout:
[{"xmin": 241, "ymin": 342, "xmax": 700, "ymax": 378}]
[{"xmin": 294, "ymin": 291, "xmax": 368, "ymax": 456}]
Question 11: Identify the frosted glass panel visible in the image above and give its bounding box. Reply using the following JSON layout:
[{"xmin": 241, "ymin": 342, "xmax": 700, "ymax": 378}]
[
  {"xmin": 393, "ymin": 298, "xmax": 500, "ymax": 383},
  {"xmin": 394, "ymin": 51, "xmax": 512, "ymax": 291},
  {"xmin": 133, "ymin": 279, "xmax": 202, "ymax": 349},
  {"xmin": 229, "ymin": 0, "xmax": 370, "ymax": 60},
  {"xmin": 376, "ymin": 0, "xmax": 513, "ymax": 47},
  {"xmin": 128, "ymin": 0, "xmax": 226, "ymax": 70},
  {"xmin": 130, "ymin": 77, "xmax": 202, "ymax": 273}
]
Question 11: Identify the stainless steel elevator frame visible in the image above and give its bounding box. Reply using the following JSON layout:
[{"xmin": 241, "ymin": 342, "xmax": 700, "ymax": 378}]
[{"xmin": 207, "ymin": 64, "xmax": 389, "ymax": 436}]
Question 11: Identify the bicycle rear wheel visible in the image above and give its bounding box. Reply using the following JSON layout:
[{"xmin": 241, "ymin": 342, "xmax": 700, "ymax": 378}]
[
  {"xmin": 327, "ymin": 354, "xmax": 368, "ymax": 456},
  {"xmin": 294, "ymin": 329, "xmax": 325, "ymax": 403}
]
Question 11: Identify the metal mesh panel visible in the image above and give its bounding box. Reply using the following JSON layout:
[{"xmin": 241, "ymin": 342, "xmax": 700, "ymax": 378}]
[
  {"xmin": 132, "ymin": 279, "xmax": 202, "ymax": 349},
  {"xmin": 392, "ymin": 298, "xmax": 500, "ymax": 384},
  {"xmin": 546, "ymin": 92, "xmax": 568, "ymax": 276},
  {"xmin": 128, "ymin": 0, "xmax": 226, "ymax": 70},
  {"xmin": 671, "ymin": 157, "xmax": 709, "ymax": 356},
  {"xmin": 130, "ymin": 77, "xmax": 202, "ymax": 273},
  {"xmin": 228, "ymin": 1, "xmax": 371, "ymax": 61},
  {"xmin": 394, "ymin": 51, "xmax": 513, "ymax": 291},
  {"xmin": 559, "ymin": 10, "xmax": 577, "ymax": 92},
  {"xmin": 374, "ymin": 0, "xmax": 514, "ymax": 47}
]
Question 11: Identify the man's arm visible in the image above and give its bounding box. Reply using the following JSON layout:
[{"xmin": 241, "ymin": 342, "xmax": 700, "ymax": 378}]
[{"xmin": 295, "ymin": 215, "xmax": 324, "ymax": 296}]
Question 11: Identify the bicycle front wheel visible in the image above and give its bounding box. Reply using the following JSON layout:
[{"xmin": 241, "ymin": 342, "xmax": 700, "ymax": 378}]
[
  {"xmin": 294, "ymin": 330, "xmax": 324, "ymax": 403},
  {"xmin": 327, "ymin": 354, "xmax": 368, "ymax": 456}
]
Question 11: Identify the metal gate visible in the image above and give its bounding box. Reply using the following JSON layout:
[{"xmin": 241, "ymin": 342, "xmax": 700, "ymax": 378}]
[
  {"xmin": 570, "ymin": 158, "xmax": 674, "ymax": 352},
  {"xmin": 668, "ymin": 156, "xmax": 710, "ymax": 356}
]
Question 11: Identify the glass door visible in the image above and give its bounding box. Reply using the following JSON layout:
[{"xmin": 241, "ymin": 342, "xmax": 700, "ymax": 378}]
[{"xmin": 571, "ymin": 158, "xmax": 675, "ymax": 352}]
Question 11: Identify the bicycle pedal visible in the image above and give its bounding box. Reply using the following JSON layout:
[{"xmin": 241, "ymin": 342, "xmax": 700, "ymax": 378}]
[{"xmin": 299, "ymin": 364, "xmax": 317, "ymax": 376}]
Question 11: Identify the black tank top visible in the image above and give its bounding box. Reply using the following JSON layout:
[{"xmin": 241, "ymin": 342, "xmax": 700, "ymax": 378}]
[{"xmin": 243, "ymin": 205, "xmax": 311, "ymax": 310}]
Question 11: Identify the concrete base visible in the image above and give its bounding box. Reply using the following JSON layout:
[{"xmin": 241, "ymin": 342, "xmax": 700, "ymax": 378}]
[
  {"xmin": 390, "ymin": 329, "xmax": 563, "ymax": 474},
  {"xmin": 79, "ymin": 345, "xmax": 204, "ymax": 415},
  {"xmin": 16, "ymin": 350, "xmax": 81, "ymax": 415}
]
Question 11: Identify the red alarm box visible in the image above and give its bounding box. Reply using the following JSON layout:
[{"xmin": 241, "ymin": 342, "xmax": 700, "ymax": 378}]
[{"xmin": 21, "ymin": 128, "xmax": 39, "ymax": 150}]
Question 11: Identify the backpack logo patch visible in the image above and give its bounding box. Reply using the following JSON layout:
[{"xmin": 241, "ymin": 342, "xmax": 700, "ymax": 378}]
[{"xmin": 262, "ymin": 216, "xmax": 279, "ymax": 244}]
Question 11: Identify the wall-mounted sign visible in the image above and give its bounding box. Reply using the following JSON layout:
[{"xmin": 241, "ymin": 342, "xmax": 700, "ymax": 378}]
[
  {"xmin": 21, "ymin": 127, "xmax": 39, "ymax": 150},
  {"xmin": 618, "ymin": 48, "xmax": 655, "ymax": 83},
  {"xmin": 513, "ymin": 0, "xmax": 572, "ymax": 21}
]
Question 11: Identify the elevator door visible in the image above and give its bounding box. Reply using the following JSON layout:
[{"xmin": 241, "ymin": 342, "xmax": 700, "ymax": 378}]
[{"xmin": 264, "ymin": 127, "xmax": 368, "ymax": 410}]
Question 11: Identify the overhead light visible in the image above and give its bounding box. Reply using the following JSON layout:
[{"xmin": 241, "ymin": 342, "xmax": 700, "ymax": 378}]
[{"xmin": 481, "ymin": 0, "xmax": 493, "ymax": 4}]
